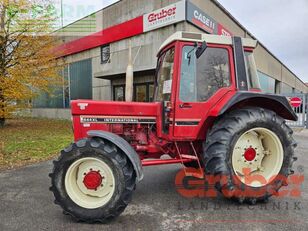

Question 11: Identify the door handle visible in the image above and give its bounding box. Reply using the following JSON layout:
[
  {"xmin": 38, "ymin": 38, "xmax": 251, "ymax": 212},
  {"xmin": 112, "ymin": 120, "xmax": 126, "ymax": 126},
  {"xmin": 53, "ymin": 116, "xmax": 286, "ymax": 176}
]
[{"xmin": 179, "ymin": 103, "xmax": 192, "ymax": 108}]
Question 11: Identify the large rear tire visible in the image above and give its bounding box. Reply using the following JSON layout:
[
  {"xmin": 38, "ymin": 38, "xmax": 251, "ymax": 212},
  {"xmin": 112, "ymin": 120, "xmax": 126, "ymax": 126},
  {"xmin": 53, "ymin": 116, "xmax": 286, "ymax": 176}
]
[
  {"xmin": 49, "ymin": 137, "xmax": 136, "ymax": 223},
  {"xmin": 203, "ymin": 107, "xmax": 297, "ymax": 204}
]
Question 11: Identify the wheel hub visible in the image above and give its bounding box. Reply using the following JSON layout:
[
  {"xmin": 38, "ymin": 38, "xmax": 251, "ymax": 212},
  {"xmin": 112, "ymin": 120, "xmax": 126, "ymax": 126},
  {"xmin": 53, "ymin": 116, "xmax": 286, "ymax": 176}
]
[
  {"xmin": 233, "ymin": 131, "xmax": 264, "ymax": 173},
  {"xmin": 83, "ymin": 171, "xmax": 103, "ymax": 190},
  {"xmin": 244, "ymin": 148, "xmax": 256, "ymax": 161},
  {"xmin": 232, "ymin": 127, "xmax": 284, "ymax": 187},
  {"xmin": 65, "ymin": 158, "xmax": 116, "ymax": 209}
]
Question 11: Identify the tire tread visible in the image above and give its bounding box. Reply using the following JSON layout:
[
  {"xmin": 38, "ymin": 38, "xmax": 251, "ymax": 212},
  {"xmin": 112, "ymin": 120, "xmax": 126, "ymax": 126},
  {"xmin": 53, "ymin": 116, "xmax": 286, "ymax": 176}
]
[{"xmin": 49, "ymin": 138, "xmax": 136, "ymax": 223}]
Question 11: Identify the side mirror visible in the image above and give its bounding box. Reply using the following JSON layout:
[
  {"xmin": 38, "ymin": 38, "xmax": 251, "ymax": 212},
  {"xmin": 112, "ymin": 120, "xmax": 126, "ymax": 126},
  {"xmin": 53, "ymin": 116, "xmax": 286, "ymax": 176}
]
[{"xmin": 195, "ymin": 41, "xmax": 207, "ymax": 59}]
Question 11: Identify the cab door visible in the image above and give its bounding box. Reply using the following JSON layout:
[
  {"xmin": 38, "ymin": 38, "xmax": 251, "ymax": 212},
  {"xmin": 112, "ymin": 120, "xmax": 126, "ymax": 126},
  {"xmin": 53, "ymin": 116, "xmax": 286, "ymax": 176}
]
[{"xmin": 173, "ymin": 43, "xmax": 234, "ymax": 139}]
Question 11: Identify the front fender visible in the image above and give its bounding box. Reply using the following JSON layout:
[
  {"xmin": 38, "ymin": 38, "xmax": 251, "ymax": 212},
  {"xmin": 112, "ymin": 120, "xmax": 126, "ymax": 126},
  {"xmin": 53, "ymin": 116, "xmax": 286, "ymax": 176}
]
[
  {"xmin": 219, "ymin": 92, "xmax": 297, "ymax": 121},
  {"xmin": 87, "ymin": 130, "xmax": 143, "ymax": 182}
]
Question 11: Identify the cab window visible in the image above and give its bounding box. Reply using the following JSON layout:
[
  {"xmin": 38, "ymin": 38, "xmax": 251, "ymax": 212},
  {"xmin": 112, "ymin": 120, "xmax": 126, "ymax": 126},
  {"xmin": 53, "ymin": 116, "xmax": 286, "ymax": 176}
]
[
  {"xmin": 155, "ymin": 48, "xmax": 175, "ymax": 101},
  {"xmin": 245, "ymin": 51, "xmax": 261, "ymax": 89},
  {"xmin": 180, "ymin": 46, "xmax": 231, "ymax": 102}
]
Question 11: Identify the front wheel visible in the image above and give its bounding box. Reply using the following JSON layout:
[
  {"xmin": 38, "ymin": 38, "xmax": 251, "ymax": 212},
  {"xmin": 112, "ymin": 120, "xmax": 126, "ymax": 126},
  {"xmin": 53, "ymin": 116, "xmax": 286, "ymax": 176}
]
[
  {"xmin": 203, "ymin": 107, "xmax": 297, "ymax": 204},
  {"xmin": 49, "ymin": 137, "xmax": 136, "ymax": 223}
]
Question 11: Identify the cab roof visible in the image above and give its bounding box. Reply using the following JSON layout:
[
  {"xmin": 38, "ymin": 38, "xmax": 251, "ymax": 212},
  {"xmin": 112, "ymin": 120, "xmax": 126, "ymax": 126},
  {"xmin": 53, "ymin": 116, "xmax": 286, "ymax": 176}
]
[{"xmin": 158, "ymin": 31, "xmax": 258, "ymax": 54}]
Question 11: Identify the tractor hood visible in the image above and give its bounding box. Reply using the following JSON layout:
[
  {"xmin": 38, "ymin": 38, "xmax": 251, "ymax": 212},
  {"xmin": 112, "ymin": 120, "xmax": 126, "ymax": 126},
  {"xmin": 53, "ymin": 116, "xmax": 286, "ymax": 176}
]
[
  {"xmin": 71, "ymin": 100, "xmax": 162, "ymax": 141},
  {"xmin": 71, "ymin": 100, "xmax": 160, "ymax": 119}
]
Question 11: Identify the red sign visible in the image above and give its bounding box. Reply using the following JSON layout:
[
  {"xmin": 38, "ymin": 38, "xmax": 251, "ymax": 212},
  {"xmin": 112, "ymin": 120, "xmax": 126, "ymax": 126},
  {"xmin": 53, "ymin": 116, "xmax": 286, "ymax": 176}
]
[
  {"xmin": 148, "ymin": 7, "xmax": 177, "ymax": 23},
  {"xmin": 143, "ymin": 1, "xmax": 186, "ymax": 32},
  {"xmin": 218, "ymin": 24, "xmax": 233, "ymax": 36},
  {"xmin": 290, "ymin": 97, "xmax": 302, "ymax": 108}
]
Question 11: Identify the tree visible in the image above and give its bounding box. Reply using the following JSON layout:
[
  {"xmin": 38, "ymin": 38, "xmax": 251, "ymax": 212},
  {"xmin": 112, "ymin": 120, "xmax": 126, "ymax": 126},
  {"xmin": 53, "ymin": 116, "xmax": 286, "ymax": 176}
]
[{"xmin": 0, "ymin": 0, "xmax": 62, "ymax": 127}]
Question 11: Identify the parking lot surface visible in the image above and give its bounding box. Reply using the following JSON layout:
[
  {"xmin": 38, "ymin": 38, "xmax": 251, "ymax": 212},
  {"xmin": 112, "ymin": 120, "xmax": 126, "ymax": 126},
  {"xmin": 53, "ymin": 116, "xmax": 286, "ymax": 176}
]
[{"xmin": 0, "ymin": 132, "xmax": 307, "ymax": 231}]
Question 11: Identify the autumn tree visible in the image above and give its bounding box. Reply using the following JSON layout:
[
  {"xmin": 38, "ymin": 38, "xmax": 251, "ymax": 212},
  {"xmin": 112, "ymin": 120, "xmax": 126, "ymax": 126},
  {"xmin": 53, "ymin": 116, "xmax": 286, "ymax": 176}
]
[{"xmin": 0, "ymin": 0, "xmax": 62, "ymax": 127}]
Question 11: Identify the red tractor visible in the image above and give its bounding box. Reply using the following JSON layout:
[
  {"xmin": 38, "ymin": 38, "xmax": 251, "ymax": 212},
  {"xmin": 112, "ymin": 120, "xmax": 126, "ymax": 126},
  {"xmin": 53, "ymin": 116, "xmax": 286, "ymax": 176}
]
[{"xmin": 50, "ymin": 32, "xmax": 297, "ymax": 223}]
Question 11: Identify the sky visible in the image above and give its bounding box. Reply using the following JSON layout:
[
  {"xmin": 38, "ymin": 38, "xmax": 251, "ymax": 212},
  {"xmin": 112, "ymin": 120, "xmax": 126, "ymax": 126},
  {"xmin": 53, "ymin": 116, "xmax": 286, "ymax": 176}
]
[
  {"xmin": 216, "ymin": 0, "xmax": 308, "ymax": 83},
  {"xmin": 53, "ymin": 0, "xmax": 118, "ymax": 26},
  {"xmin": 56, "ymin": 0, "xmax": 308, "ymax": 83}
]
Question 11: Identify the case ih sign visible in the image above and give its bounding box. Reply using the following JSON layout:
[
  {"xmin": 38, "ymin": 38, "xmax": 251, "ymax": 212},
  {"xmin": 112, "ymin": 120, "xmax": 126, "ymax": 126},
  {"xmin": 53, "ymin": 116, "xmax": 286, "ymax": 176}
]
[
  {"xmin": 143, "ymin": 1, "xmax": 186, "ymax": 32},
  {"xmin": 186, "ymin": 1, "xmax": 217, "ymax": 34},
  {"xmin": 186, "ymin": 1, "xmax": 232, "ymax": 36}
]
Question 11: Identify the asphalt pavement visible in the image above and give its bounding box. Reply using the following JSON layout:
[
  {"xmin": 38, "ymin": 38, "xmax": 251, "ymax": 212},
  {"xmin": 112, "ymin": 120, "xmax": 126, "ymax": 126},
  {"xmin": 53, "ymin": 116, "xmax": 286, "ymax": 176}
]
[{"xmin": 0, "ymin": 131, "xmax": 308, "ymax": 231}]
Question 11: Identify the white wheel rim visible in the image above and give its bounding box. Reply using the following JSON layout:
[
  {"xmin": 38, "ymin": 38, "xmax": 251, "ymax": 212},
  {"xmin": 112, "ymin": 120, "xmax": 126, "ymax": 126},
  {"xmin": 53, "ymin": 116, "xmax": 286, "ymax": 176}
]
[
  {"xmin": 65, "ymin": 157, "xmax": 115, "ymax": 209},
  {"xmin": 232, "ymin": 127, "xmax": 284, "ymax": 187}
]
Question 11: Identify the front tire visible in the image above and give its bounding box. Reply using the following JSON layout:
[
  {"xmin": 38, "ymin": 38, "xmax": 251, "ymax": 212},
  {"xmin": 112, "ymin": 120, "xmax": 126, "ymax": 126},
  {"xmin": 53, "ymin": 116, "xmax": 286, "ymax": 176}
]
[
  {"xmin": 203, "ymin": 107, "xmax": 297, "ymax": 204},
  {"xmin": 49, "ymin": 137, "xmax": 136, "ymax": 223}
]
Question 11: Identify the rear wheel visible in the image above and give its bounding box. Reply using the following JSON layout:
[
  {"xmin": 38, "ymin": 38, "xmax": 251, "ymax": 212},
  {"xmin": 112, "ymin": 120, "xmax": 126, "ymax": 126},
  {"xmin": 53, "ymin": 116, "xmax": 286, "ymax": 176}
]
[
  {"xmin": 203, "ymin": 107, "xmax": 297, "ymax": 203},
  {"xmin": 232, "ymin": 127, "xmax": 283, "ymax": 187},
  {"xmin": 49, "ymin": 137, "xmax": 136, "ymax": 223}
]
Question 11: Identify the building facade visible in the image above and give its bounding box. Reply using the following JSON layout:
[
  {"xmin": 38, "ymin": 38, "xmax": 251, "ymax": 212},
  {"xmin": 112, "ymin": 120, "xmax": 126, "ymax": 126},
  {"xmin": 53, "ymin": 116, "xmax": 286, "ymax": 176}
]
[{"xmin": 32, "ymin": 0, "xmax": 308, "ymax": 119}]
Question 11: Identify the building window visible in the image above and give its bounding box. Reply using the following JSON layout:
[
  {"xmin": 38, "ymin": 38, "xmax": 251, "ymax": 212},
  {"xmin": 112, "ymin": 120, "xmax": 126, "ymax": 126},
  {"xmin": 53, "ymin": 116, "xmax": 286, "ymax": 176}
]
[
  {"xmin": 69, "ymin": 59, "xmax": 92, "ymax": 100},
  {"xmin": 134, "ymin": 84, "xmax": 147, "ymax": 102},
  {"xmin": 133, "ymin": 83, "xmax": 154, "ymax": 102},
  {"xmin": 63, "ymin": 65, "xmax": 70, "ymax": 108},
  {"xmin": 258, "ymin": 71, "xmax": 275, "ymax": 94},
  {"xmin": 113, "ymin": 85, "xmax": 125, "ymax": 101},
  {"xmin": 281, "ymin": 83, "xmax": 293, "ymax": 94},
  {"xmin": 113, "ymin": 83, "xmax": 154, "ymax": 102},
  {"xmin": 149, "ymin": 84, "xmax": 154, "ymax": 102},
  {"xmin": 275, "ymin": 80, "xmax": 281, "ymax": 94},
  {"xmin": 32, "ymin": 59, "xmax": 92, "ymax": 109},
  {"xmin": 101, "ymin": 44, "xmax": 110, "ymax": 64}
]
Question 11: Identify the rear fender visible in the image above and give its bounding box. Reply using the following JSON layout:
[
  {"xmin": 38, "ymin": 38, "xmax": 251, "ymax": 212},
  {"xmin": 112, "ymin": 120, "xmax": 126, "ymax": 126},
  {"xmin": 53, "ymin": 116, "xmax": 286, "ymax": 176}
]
[
  {"xmin": 218, "ymin": 92, "xmax": 297, "ymax": 121},
  {"xmin": 87, "ymin": 130, "xmax": 143, "ymax": 182}
]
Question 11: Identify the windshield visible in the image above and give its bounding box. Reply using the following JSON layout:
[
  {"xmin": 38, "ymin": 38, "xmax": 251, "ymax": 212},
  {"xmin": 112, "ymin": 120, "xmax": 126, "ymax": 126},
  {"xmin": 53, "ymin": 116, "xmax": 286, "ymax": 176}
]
[
  {"xmin": 180, "ymin": 45, "xmax": 231, "ymax": 102},
  {"xmin": 154, "ymin": 47, "xmax": 175, "ymax": 102}
]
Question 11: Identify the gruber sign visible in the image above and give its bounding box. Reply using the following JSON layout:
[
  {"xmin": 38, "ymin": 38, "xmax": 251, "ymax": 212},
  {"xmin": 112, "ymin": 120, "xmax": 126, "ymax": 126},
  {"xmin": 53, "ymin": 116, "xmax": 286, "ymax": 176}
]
[
  {"xmin": 290, "ymin": 97, "xmax": 302, "ymax": 108},
  {"xmin": 143, "ymin": 1, "xmax": 186, "ymax": 32}
]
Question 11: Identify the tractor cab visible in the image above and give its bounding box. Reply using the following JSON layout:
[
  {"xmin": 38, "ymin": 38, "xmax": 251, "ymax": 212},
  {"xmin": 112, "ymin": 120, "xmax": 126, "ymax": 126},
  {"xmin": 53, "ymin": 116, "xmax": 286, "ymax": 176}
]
[{"xmin": 154, "ymin": 31, "xmax": 260, "ymax": 139}]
